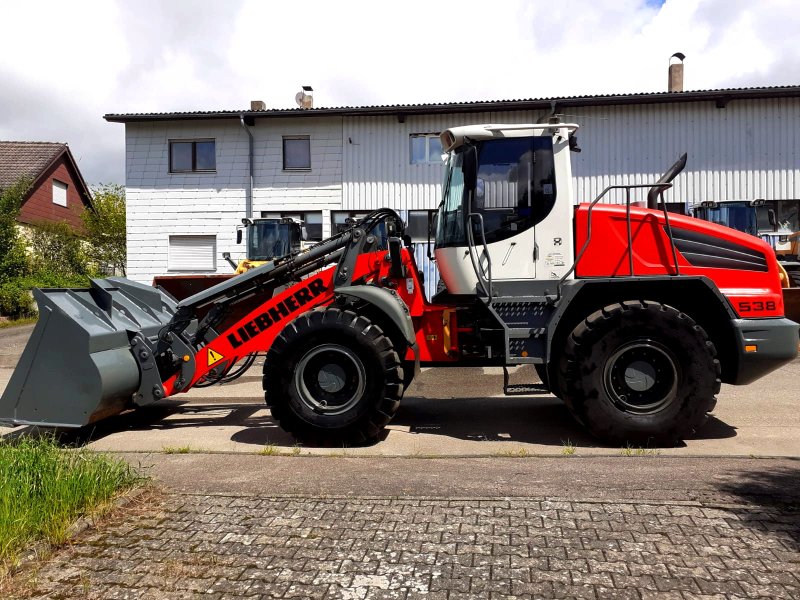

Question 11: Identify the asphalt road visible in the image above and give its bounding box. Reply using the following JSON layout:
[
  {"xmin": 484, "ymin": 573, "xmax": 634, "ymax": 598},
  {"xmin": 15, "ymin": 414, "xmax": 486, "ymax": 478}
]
[{"xmin": 1, "ymin": 323, "xmax": 799, "ymax": 457}]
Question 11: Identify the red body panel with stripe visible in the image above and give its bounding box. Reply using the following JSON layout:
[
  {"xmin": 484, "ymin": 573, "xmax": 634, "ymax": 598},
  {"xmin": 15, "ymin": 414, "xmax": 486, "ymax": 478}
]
[{"xmin": 573, "ymin": 204, "xmax": 785, "ymax": 318}]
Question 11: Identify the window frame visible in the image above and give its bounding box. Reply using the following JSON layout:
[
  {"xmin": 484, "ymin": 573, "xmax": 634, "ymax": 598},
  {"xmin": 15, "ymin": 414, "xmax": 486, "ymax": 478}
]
[
  {"xmin": 168, "ymin": 139, "xmax": 216, "ymax": 174},
  {"xmin": 409, "ymin": 133, "xmax": 443, "ymax": 165},
  {"xmin": 331, "ymin": 211, "xmax": 370, "ymax": 234},
  {"xmin": 282, "ymin": 135, "xmax": 311, "ymax": 171},
  {"xmin": 52, "ymin": 179, "xmax": 68, "ymax": 207}
]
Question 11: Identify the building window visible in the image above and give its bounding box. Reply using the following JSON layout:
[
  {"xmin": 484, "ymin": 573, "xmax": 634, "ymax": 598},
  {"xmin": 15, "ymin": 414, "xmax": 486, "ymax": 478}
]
[
  {"xmin": 332, "ymin": 211, "xmax": 389, "ymax": 247},
  {"xmin": 331, "ymin": 211, "xmax": 369, "ymax": 234},
  {"xmin": 260, "ymin": 210, "xmax": 323, "ymax": 241},
  {"xmin": 168, "ymin": 235, "xmax": 216, "ymax": 271},
  {"xmin": 52, "ymin": 180, "xmax": 68, "ymax": 206},
  {"xmin": 169, "ymin": 139, "xmax": 216, "ymax": 173},
  {"xmin": 283, "ymin": 136, "xmax": 311, "ymax": 170},
  {"xmin": 410, "ymin": 133, "xmax": 443, "ymax": 165},
  {"xmin": 405, "ymin": 210, "xmax": 436, "ymax": 242}
]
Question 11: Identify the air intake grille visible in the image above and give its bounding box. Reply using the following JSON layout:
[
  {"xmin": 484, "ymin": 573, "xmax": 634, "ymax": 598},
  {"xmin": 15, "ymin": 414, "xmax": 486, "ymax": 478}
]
[{"xmin": 671, "ymin": 228, "xmax": 768, "ymax": 272}]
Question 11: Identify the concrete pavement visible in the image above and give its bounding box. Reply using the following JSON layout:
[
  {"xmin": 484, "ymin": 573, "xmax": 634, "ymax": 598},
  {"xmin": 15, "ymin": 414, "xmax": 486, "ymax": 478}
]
[{"xmin": 1, "ymin": 322, "xmax": 799, "ymax": 456}]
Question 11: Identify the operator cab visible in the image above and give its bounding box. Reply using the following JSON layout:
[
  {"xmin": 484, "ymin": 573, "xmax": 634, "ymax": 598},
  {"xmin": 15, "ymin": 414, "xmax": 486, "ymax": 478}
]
[
  {"xmin": 434, "ymin": 123, "xmax": 579, "ymax": 295},
  {"xmin": 240, "ymin": 218, "xmax": 304, "ymax": 261}
]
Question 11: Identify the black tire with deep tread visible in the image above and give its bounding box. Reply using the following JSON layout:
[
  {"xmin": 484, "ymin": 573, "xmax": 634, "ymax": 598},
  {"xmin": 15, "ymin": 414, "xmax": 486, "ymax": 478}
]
[
  {"xmin": 263, "ymin": 308, "xmax": 404, "ymax": 446},
  {"xmin": 558, "ymin": 300, "xmax": 720, "ymax": 446}
]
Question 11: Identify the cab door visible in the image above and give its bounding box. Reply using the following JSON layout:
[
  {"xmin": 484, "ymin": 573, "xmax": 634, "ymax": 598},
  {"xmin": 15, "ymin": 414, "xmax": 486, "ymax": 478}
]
[{"xmin": 469, "ymin": 137, "xmax": 558, "ymax": 283}]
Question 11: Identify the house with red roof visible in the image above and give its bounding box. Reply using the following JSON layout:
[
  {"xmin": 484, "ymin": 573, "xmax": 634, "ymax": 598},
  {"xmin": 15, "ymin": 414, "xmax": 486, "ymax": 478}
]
[{"xmin": 0, "ymin": 141, "xmax": 92, "ymax": 232}]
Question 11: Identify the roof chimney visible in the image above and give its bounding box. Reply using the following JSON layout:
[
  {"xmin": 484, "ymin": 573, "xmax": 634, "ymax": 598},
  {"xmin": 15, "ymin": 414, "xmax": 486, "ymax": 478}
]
[
  {"xmin": 250, "ymin": 100, "xmax": 266, "ymax": 111},
  {"xmin": 668, "ymin": 53, "xmax": 685, "ymax": 92},
  {"xmin": 295, "ymin": 86, "xmax": 314, "ymax": 109}
]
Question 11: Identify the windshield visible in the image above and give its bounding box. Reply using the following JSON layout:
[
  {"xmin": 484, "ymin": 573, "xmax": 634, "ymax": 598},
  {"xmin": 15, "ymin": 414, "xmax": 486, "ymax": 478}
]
[
  {"xmin": 694, "ymin": 203, "xmax": 758, "ymax": 237},
  {"xmin": 435, "ymin": 151, "xmax": 465, "ymax": 247},
  {"xmin": 435, "ymin": 137, "xmax": 557, "ymax": 249},
  {"xmin": 248, "ymin": 222, "xmax": 294, "ymax": 261}
]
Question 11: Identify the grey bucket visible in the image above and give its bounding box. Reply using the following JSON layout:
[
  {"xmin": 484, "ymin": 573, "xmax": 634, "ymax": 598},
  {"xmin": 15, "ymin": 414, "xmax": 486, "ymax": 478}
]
[{"xmin": 0, "ymin": 277, "xmax": 179, "ymax": 428}]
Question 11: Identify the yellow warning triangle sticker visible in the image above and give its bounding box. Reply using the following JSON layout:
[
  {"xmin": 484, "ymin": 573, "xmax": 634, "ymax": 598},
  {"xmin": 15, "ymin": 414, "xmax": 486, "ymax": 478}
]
[{"xmin": 207, "ymin": 348, "xmax": 225, "ymax": 367}]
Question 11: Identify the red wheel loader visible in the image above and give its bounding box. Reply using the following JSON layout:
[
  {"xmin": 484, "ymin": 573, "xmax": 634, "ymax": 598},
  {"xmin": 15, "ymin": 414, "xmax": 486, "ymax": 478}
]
[{"xmin": 2, "ymin": 122, "xmax": 797, "ymax": 445}]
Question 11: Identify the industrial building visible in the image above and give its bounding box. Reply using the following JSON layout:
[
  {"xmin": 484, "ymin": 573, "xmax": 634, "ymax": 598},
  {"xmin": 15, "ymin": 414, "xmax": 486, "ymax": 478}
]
[{"xmin": 105, "ymin": 81, "xmax": 800, "ymax": 295}]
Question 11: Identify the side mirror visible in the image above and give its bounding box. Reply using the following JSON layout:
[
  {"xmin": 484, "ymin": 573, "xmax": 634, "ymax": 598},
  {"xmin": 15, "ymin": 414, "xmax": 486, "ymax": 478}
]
[
  {"xmin": 300, "ymin": 226, "xmax": 308, "ymax": 241},
  {"xmin": 462, "ymin": 146, "xmax": 477, "ymax": 192},
  {"xmin": 236, "ymin": 229, "xmax": 243, "ymax": 244},
  {"xmin": 768, "ymin": 209, "xmax": 778, "ymax": 229}
]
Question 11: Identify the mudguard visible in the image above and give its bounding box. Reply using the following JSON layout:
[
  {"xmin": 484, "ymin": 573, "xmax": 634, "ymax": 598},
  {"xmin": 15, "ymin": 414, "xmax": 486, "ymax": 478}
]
[{"xmin": 335, "ymin": 285, "xmax": 416, "ymax": 347}]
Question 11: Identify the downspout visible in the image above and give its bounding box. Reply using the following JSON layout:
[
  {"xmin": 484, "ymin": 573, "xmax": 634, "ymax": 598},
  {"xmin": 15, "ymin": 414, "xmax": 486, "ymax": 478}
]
[{"xmin": 239, "ymin": 114, "xmax": 254, "ymax": 221}]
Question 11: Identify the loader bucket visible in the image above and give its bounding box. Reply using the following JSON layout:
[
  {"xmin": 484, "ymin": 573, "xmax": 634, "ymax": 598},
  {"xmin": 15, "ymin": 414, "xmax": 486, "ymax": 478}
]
[{"xmin": 0, "ymin": 277, "xmax": 180, "ymax": 428}]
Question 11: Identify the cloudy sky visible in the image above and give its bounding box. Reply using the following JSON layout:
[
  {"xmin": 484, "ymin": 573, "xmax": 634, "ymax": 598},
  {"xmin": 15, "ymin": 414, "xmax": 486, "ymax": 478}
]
[{"xmin": 1, "ymin": 0, "xmax": 798, "ymax": 184}]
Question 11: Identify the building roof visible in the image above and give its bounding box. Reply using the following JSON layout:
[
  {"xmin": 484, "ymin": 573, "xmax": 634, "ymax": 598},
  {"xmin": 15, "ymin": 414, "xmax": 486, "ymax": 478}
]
[
  {"xmin": 104, "ymin": 85, "xmax": 800, "ymax": 123},
  {"xmin": 0, "ymin": 141, "xmax": 66, "ymax": 189},
  {"xmin": 0, "ymin": 141, "xmax": 92, "ymax": 206}
]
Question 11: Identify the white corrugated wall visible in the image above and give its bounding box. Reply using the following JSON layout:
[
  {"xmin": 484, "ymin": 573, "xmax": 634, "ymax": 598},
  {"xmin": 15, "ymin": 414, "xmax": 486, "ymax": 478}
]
[
  {"xmin": 341, "ymin": 99, "xmax": 800, "ymax": 298},
  {"xmin": 570, "ymin": 98, "xmax": 800, "ymax": 205},
  {"xmin": 343, "ymin": 99, "xmax": 800, "ymax": 210}
]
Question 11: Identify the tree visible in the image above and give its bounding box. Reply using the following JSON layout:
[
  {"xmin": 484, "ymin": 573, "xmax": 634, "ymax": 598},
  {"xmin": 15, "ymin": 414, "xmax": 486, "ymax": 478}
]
[
  {"xmin": 0, "ymin": 177, "xmax": 31, "ymax": 282},
  {"xmin": 83, "ymin": 184, "xmax": 126, "ymax": 276}
]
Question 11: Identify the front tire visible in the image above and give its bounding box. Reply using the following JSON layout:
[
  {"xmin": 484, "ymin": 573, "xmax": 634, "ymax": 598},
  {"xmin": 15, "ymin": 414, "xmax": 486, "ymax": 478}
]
[
  {"xmin": 559, "ymin": 301, "xmax": 720, "ymax": 446},
  {"xmin": 263, "ymin": 308, "xmax": 404, "ymax": 446}
]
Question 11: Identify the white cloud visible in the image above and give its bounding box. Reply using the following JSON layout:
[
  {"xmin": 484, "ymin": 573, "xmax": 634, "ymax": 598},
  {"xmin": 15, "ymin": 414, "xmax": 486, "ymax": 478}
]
[{"xmin": 0, "ymin": 0, "xmax": 798, "ymax": 183}]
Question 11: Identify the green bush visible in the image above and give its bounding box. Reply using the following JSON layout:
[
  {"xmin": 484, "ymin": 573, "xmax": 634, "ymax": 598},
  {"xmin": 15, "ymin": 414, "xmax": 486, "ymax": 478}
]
[
  {"xmin": 0, "ymin": 176, "xmax": 110, "ymax": 319},
  {"xmin": 0, "ymin": 178, "xmax": 31, "ymax": 283},
  {"xmin": 0, "ymin": 280, "xmax": 34, "ymax": 319},
  {"xmin": 0, "ymin": 273, "xmax": 94, "ymax": 319},
  {"xmin": 29, "ymin": 221, "xmax": 94, "ymax": 278}
]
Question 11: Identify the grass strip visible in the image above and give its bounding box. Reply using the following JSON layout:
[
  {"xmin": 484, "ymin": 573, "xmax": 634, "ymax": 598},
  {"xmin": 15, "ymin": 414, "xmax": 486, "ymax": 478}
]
[
  {"xmin": 0, "ymin": 317, "xmax": 37, "ymax": 330},
  {"xmin": 0, "ymin": 435, "xmax": 139, "ymax": 573}
]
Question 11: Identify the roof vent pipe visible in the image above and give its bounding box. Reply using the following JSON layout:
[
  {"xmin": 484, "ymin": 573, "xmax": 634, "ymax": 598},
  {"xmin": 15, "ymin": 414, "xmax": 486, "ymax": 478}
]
[{"xmin": 668, "ymin": 53, "xmax": 685, "ymax": 92}]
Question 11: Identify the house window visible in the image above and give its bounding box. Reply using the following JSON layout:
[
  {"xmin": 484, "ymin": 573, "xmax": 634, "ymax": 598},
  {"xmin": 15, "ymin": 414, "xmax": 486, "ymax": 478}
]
[
  {"xmin": 52, "ymin": 180, "xmax": 68, "ymax": 206},
  {"xmin": 168, "ymin": 235, "xmax": 216, "ymax": 271},
  {"xmin": 283, "ymin": 136, "xmax": 311, "ymax": 170},
  {"xmin": 410, "ymin": 133, "xmax": 443, "ymax": 164},
  {"xmin": 260, "ymin": 210, "xmax": 323, "ymax": 241},
  {"xmin": 405, "ymin": 210, "xmax": 436, "ymax": 242},
  {"xmin": 169, "ymin": 140, "xmax": 216, "ymax": 173}
]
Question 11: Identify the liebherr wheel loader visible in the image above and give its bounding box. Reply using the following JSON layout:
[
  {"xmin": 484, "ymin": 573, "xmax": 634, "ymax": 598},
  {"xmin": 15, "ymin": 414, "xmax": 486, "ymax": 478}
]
[{"xmin": 2, "ymin": 122, "xmax": 797, "ymax": 446}]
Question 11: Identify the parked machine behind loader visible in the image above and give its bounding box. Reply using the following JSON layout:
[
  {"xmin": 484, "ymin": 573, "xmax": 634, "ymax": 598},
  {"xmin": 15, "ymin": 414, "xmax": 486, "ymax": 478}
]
[
  {"xmin": 690, "ymin": 199, "xmax": 800, "ymax": 323},
  {"xmin": 2, "ymin": 121, "xmax": 797, "ymax": 446}
]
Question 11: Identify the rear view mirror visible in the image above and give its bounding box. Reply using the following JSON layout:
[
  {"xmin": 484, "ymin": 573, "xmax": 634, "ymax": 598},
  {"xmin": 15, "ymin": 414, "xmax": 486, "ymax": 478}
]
[
  {"xmin": 768, "ymin": 209, "xmax": 778, "ymax": 229},
  {"xmin": 236, "ymin": 229, "xmax": 243, "ymax": 244}
]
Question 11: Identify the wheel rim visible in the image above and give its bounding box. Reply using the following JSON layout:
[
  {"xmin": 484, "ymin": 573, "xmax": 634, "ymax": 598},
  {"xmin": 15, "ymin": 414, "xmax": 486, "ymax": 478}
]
[
  {"xmin": 294, "ymin": 344, "xmax": 367, "ymax": 415},
  {"xmin": 603, "ymin": 339, "xmax": 679, "ymax": 414}
]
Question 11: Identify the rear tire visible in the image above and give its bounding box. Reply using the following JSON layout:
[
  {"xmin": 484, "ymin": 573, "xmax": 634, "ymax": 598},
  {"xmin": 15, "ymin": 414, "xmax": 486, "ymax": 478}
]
[
  {"xmin": 558, "ymin": 301, "xmax": 720, "ymax": 446},
  {"xmin": 263, "ymin": 308, "xmax": 404, "ymax": 446}
]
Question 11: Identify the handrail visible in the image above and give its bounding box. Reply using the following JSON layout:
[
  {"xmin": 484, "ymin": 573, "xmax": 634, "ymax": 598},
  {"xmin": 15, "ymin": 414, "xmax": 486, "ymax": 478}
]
[
  {"xmin": 556, "ymin": 182, "xmax": 676, "ymax": 300},
  {"xmin": 467, "ymin": 212, "xmax": 494, "ymax": 304}
]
